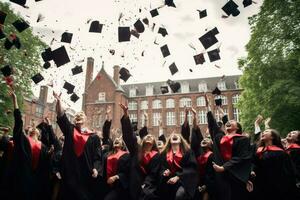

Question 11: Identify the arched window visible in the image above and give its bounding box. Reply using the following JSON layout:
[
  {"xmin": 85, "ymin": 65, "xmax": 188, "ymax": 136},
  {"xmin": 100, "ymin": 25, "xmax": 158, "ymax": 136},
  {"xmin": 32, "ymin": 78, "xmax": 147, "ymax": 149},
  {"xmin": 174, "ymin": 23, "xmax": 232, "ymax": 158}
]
[
  {"xmin": 196, "ymin": 96, "xmax": 206, "ymax": 107},
  {"xmin": 232, "ymin": 94, "xmax": 240, "ymax": 105},
  {"xmin": 140, "ymin": 100, "xmax": 148, "ymax": 110},
  {"xmin": 152, "ymin": 99, "xmax": 162, "ymax": 109},
  {"xmin": 128, "ymin": 101, "xmax": 138, "ymax": 110},
  {"xmin": 214, "ymin": 95, "xmax": 227, "ymax": 105},
  {"xmin": 166, "ymin": 99, "xmax": 175, "ymax": 108},
  {"xmin": 179, "ymin": 97, "xmax": 192, "ymax": 107}
]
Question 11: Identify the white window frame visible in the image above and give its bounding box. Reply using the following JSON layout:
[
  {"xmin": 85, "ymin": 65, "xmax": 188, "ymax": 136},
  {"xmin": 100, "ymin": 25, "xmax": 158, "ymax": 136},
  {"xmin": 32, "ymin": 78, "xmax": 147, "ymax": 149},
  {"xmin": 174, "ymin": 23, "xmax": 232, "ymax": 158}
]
[
  {"xmin": 98, "ymin": 92, "xmax": 106, "ymax": 102},
  {"xmin": 140, "ymin": 100, "xmax": 148, "ymax": 110},
  {"xmin": 198, "ymin": 110, "xmax": 207, "ymax": 124},
  {"xmin": 166, "ymin": 112, "xmax": 176, "ymax": 126},
  {"xmin": 152, "ymin": 99, "xmax": 162, "ymax": 109},
  {"xmin": 198, "ymin": 82, "xmax": 207, "ymax": 92},
  {"xmin": 179, "ymin": 111, "xmax": 192, "ymax": 125},
  {"xmin": 128, "ymin": 101, "xmax": 138, "ymax": 110},
  {"xmin": 152, "ymin": 112, "xmax": 161, "ymax": 126},
  {"xmin": 179, "ymin": 98, "xmax": 192, "ymax": 108},
  {"xmin": 196, "ymin": 96, "xmax": 206, "ymax": 107},
  {"xmin": 215, "ymin": 108, "xmax": 228, "ymax": 122},
  {"xmin": 233, "ymin": 108, "xmax": 240, "ymax": 122},
  {"xmin": 145, "ymin": 85, "xmax": 154, "ymax": 96},
  {"xmin": 166, "ymin": 99, "xmax": 175, "ymax": 108},
  {"xmin": 232, "ymin": 94, "xmax": 240, "ymax": 105},
  {"xmin": 215, "ymin": 95, "xmax": 228, "ymax": 105},
  {"xmin": 129, "ymin": 88, "xmax": 136, "ymax": 97},
  {"xmin": 129, "ymin": 113, "xmax": 138, "ymax": 123},
  {"xmin": 181, "ymin": 82, "xmax": 190, "ymax": 93},
  {"xmin": 217, "ymin": 81, "xmax": 227, "ymax": 90}
]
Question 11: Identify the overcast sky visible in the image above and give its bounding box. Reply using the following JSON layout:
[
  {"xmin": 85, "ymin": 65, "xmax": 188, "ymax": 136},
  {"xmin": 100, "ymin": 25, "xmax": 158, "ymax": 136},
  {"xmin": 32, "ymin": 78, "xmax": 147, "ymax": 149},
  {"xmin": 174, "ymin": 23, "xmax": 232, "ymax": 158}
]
[{"xmin": 3, "ymin": 0, "xmax": 262, "ymax": 111}]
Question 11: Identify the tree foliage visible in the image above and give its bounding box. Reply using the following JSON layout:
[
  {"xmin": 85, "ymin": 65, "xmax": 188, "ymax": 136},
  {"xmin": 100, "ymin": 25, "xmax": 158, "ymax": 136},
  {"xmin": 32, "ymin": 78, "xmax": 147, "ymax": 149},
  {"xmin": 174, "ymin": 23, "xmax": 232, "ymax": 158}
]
[
  {"xmin": 238, "ymin": 0, "xmax": 300, "ymax": 135},
  {"xmin": 0, "ymin": 2, "xmax": 46, "ymax": 128}
]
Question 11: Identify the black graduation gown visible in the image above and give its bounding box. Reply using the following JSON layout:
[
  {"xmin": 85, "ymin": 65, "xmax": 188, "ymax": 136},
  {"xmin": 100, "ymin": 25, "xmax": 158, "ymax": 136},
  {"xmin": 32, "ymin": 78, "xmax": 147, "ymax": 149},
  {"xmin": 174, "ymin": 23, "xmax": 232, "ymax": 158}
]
[
  {"xmin": 159, "ymin": 149, "xmax": 198, "ymax": 200},
  {"xmin": 121, "ymin": 116, "xmax": 161, "ymax": 200},
  {"xmin": 253, "ymin": 148, "xmax": 298, "ymax": 200},
  {"xmin": 103, "ymin": 151, "xmax": 131, "ymax": 199},
  {"xmin": 56, "ymin": 113, "xmax": 102, "ymax": 200},
  {"xmin": 286, "ymin": 145, "xmax": 300, "ymax": 183},
  {"xmin": 102, "ymin": 120, "xmax": 113, "ymax": 155},
  {"xmin": 12, "ymin": 109, "xmax": 51, "ymax": 200},
  {"xmin": 207, "ymin": 111, "xmax": 252, "ymax": 200}
]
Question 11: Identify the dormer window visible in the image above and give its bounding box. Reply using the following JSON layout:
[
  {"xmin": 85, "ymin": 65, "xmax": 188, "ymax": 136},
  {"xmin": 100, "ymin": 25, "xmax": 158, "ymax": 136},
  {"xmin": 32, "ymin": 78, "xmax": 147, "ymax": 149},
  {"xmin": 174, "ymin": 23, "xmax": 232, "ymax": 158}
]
[
  {"xmin": 98, "ymin": 92, "xmax": 106, "ymax": 102},
  {"xmin": 234, "ymin": 81, "xmax": 239, "ymax": 89},
  {"xmin": 129, "ymin": 88, "xmax": 136, "ymax": 97},
  {"xmin": 198, "ymin": 82, "xmax": 207, "ymax": 92},
  {"xmin": 217, "ymin": 81, "xmax": 226, "ymax": 90},
  {"xmin": 181, "ymin": 82, "xmax": 190, "ymax": 93},
  {"xmin": 145, "ymin": 85, "xmax": 154, "ymax": 96}
]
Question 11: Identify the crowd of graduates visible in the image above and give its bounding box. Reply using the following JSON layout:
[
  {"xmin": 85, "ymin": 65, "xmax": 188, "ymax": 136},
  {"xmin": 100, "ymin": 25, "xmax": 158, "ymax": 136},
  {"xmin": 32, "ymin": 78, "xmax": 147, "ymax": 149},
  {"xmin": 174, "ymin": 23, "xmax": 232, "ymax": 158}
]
[{"xmin": 0, "ymin": 89, "xmax": 299, "ymax": 200}]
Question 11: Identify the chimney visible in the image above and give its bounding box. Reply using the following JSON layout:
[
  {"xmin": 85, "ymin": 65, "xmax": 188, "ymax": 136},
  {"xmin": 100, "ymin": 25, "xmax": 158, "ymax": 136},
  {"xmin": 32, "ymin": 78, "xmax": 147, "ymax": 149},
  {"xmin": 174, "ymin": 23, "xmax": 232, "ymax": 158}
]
[
  {"xmin": 39, "ymin": 86, "xmax": 48, "ymax": 106},
  {"xmin": 113, "ymin": 65, "xmax": 120, "ymax": 85},
  {"xmin": 85, "ymin": 57, "xmax": 94, "ymax": 91}
]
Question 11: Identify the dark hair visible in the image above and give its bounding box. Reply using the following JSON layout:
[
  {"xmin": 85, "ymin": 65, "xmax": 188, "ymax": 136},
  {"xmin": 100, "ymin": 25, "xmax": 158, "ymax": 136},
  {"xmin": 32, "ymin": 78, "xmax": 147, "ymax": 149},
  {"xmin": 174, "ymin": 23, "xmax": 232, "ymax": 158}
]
[
  {"xmin": 258, "ymin": 129, "xmax": 283, "ymax": 149},
  {"xmin": 236, "ymin": 122, "xmax": 243, "ymax": 134}
]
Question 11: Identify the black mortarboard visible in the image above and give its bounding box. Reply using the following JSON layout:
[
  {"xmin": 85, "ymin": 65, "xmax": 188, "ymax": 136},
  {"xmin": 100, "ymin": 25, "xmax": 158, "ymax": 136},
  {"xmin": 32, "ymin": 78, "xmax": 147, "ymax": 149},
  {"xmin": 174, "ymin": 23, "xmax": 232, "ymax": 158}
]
[
  {"xmin": 215, "ymin": 98, "xmax": 222, "ymax": 106},
  {"xmin": 36, "ymin": 14, "xmax": 44, "ymax": 23},
  {"xmin": 169, "ymin": 62, "xmax": 178, "ymax": 75},
  {"xmin": 158, "ymin": 27, "xmax": 168, "ymax": 37},
  {"xmin": 160, "ymin": 45, "xmax": 170, "ymax": 57},
  {"xmin": 199, "ymin": 29, "xmax": 218, "ymax": 49},
  {"xmin": 41, "ymin": 48, "xmax": 53, "ymax": 62},
  {"xmin": 72, "ymin": 65, "xmax": 83, "ymax": 75},
  {"xmin": 160, "ymin": 86, "xmax": 169, "ymax": 94},
  {"xmin": 222, "ymin": 0, "xmax": 240, "ymax": 17},
  {"xmin": 243, "ymin": 0, "xmax": 253, "ymax": 7},
  {"xmin": 0, "ymin": 11, "xmax": 7, "ymax": 24},
  {"xmin": 165, "ymin": 0, "xmax": 176, "ymax": 7},
  {"xmin": 89, "ymin": 21, "xmax": 103, "ymax": 33},
  {"xmin": 31, "ymin": 73, "xmax": 44, "ymax": 84},
  {"xmin": 51, "ymin": 46, "xmax": 70, "ymax": 67},
  {"xmin": 118, "ymin": 27, "xmax": 131, "ymax": 42},
  {"xmin": 132, "ymin": 122, "xmax": 138, "ymax": 132},
  {"xmin": 194, "ymin": 53, "xmax": 205, "ymax": 65},
  {"xmin": 212, "ymin": 87, "xmax": 221, "ymax": 95},
  {"xmin": 119, "ymin": 67, "xmax": 131, "ymax": 82},
  {"xmin": 198, "ymin": 9, "xmax": 207, "ymax": 19},
  {"xmin": 0, "ymin": 30, "xmax": 5, "ymax": 39},
  {"xmin": 208, "ymin": 49, "xmax": 220, "ymax": 62},
  {"xmin": 167, "ymin": 79, "xmax": 181, "ymax": 93},
  {"xmin": 142, "ymin": 18, "xmax": 149, "ymax": 25},
  {"xmin": 12, "ymin": 20, "xmax": 29, "ymax": 32},
  {"xmin": 4, "ymin": 39, "xmax": 13, "ymax": 50},
  {"xmin": 9, "ymin": 0, "xmax": 26, "ymax": 7},
  {"xmin": 43, "ymin": 62, "xmax": 51, "ymax": 69},
  {"xmin": 131, "ymin": 29, "xmax": 140, "ymax": 39},
  {"xmin": 150, "ymin": 9, "xmax": 159, "ymax": 17},
  {"xmin": 4, "ymin": 35, "xmax": 21, "ymax": 50},
  {"xmin": 61, "ymin": 32, "xmax": 73, "ymax": 43},
  {"xmin": 63, "ymin": 82, "xmax": 75, "ymax": 94},
  {"xmin": 1, "ymin": 65, "xmax": 13, "ymax": 77},
  {"xmin": 134, "ymin": 19, "xmax": 145, "ymax": 33},
  {"xmin": 211, "ymin": 27, "xmax": 219, "ymax": 35},
  {"xmin": 70, "ymin": 93, "xmax": 79, "ymax": 103}
]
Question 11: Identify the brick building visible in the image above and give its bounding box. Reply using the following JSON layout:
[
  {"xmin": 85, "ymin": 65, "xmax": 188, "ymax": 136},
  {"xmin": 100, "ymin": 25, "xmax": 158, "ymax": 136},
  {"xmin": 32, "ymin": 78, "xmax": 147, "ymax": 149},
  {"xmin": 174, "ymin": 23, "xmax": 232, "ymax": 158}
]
[
  {"xmin": 23, "ymin": 86, "xmax": 76, "ymax": 135},
  {"xmin": 82, "ymin": 57, "xmax": 242, "ymax": 137}
]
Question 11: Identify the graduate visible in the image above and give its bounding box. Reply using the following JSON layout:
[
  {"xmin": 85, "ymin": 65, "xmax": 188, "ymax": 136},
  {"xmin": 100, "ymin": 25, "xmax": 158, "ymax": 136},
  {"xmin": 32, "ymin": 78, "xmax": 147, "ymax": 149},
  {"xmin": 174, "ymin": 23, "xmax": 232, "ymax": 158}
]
[
  {"xmin": 205, "ymin": 95, "xmax": 252, "ymax": 200},
  {"xmin": 253, "ymin": 129, "xmax": 298, "ymax": 200},
  {"xmin": 102, "ymin": 106, "xmax": 114, "ymax": 155},
  {"xmin": 157, "ymin": 119, "xmax": 198, "ymax": 200},
  {"xmin": 120, "ymin": 104, "xmax": 161, "ymax": 200},
  {"xmin": 9, "ymin": 89, "xmax": 52, "ymax": 200},
  {"xmin": 53, "ymin": 92, "xmax": 102, "ymax": 200}
]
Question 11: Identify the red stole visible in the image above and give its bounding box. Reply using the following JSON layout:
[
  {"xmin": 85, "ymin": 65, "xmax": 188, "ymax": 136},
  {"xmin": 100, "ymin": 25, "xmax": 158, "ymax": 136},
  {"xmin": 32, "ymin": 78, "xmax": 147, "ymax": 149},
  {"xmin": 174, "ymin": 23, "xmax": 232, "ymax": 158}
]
[
  {"xmin": 27, "ymin": 137, "xmax": 41, "ymax": 170},
  {"xmin": 140, "ymin": 150, "xmax": 158, "ymax": 174},
  {"xmin": 220, "ymin": 134, "xmax": 243, "ymax": 161},
  {"xmin": 256, "ymin": 145, "xmax": 284, "ymax": 159},
  {"xmin": 106, "ymin": 150, "xmax": 127, "ymax": 179},
  {"xmin": 285, "ymin": 143, "xmax": 300, "ymax": 154},
  {"xmin": 166, "ymin": 149, "xmax": 183, "ymax": 174},
  {"xmin": 73, "ymin": 128, "xmax": 93, "ymax": 157},
  {"xmin": 197, "ymin": 151, "xmax": 213, "ymax": 177}
]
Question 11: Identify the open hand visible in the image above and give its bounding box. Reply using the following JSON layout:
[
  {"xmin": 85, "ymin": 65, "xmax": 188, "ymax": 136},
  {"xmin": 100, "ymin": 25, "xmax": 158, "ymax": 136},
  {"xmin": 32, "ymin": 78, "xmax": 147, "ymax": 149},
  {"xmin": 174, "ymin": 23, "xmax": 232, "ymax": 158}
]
[
  {"xmin": 212, "ymin": 162, "xmax": 225, "ymax": 173},
  {"xmin": 119, "ymin": 103, "xmax": 128, "ymax": 116},
  {"xmin": 167, "ymin": 176, "xmax": 179, "ymax": 184},
  {"xmin": 92, "ymin": 168, "xmax": 98, "ymax": 178},
  {"xmin": 53, "ymin": 91, "xmax": 62, "ymax": 101}
]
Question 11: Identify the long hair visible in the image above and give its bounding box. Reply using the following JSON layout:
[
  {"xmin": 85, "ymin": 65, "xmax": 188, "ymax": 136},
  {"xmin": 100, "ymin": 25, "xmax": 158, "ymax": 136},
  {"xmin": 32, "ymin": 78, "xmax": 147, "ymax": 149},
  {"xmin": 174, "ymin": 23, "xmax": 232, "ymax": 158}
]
[
  {"xmin": 141, "ymin": 134, "xmax": 159, "ymax": 153},
  {"xmin": 161, "ymin": 133, "xmax": 190, "ymax": 155},
  {"xmin": 107, "ymin": 137, "xmax": 127, "ymax": 156},
  {"xmin": 259, "ymin": 129, "xmax": 284, "ymax": 149},
  {"xmin": 295, "ymin": 130, "xmax": 300, "ymax": 145}
]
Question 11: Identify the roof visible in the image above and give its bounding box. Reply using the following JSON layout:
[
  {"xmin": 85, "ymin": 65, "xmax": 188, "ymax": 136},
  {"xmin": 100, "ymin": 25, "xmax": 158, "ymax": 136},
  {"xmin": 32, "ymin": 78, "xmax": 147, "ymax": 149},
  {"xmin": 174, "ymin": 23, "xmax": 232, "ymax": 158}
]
[{"xmin": 121, "ymin": 75, "xmax": 241, "ymax": 97}]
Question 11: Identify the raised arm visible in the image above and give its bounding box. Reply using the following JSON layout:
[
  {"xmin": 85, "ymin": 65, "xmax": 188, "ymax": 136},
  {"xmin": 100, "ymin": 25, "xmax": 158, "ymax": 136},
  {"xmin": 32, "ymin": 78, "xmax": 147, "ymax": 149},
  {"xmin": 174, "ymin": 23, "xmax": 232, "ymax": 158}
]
[
  {"xmin": 139, "ymin": 111, "xmax": 148, "ymax": 139},
  {"xmin": 120, "ymin": 103, "xmax": 138, "ymax": 155},
  {"xmin": 253, "ymin": 115, "xmax": 263, "ymax": 143},
  {"xmin": 9, "ymin": 90, "xmax": 23, "ymax": 143},
  {"xmin": 218, "ymin": 106, "xmax": 228, "ymax": 125},
  {"xmin": 181, "ymin": 106, "xmax": 190, "ymax": 143},
  {"xmin": 102, "ymin": 106, "xmax": 112, "ymax": 145},
  {"xmin": 205, "ymin": 94, "xmax": 220, "ymax": 140},
  {"xmin": 158, "ymin": 120, "xmax": 166, "ymax": 143},
  {"xmin": 190, "ymin": 107, "xmax": 203, "ymax": 157}
]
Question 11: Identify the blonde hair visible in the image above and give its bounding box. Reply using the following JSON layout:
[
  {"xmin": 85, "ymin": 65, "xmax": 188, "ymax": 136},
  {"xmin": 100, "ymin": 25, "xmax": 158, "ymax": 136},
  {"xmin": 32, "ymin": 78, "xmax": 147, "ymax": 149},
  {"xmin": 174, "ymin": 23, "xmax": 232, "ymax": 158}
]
[
  {"xmin": 141, "ymin": 134, "xmax": 159, "ymax": 152},
  {"xmin": 161, "ymin": 133, "xmax": 190, "ymax": 154},
  {"xmin": 73, "ymin": 111, "xmax": 86, "ymax": 123}
]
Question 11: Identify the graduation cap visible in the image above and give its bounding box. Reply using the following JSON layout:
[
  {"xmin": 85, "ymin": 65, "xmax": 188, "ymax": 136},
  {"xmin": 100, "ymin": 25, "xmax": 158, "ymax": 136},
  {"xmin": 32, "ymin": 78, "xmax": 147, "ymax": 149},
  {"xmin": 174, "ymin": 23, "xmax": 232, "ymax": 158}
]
[
  {"xmin": 165, "ymin": 0, "xmax": 176, "ymax": 7},
  {"xmin": 1, "ymin": 65, "xmax": 13, "ymax": 77},
  {"xmin": 63, "ymin": 82, "xmax": 75, "ymax": 94},
  {"xmin": 211, "ymin": 27, "xmax": 219, "ymax": 35},
  {"xmin": 43, "ymin": 62, "xmax": 51, "ymax": 69},
  {"xmin": 142, "ymin": 18, "xmax": 149, "ymax": 25},
  {"xmin": 208, "ymin": 49, "xmax": 221, "ymax": 62},
  {"xmin": 199, "ymin": 29, "xmax": 219, "ymax": 49},
  {"xmin": 70, "ymin": 93, "xmax": 79, "ymax": 103},
  {"xmin": 243, "ymin": 0, "xmax": 253, "ymax": 7},
  {"xmin": 222, "ymin": 0, "xmax": 240, "ymax": 17},
  {"xmin": 36, "ymin": 14, "xmax": 44, "ymax": 23},
  {"xmin": 169, "ymin": 63, "xmax": 178, "ymax": 75},
  {"xmin": 197, "ymin": 9, "xmax": 207, "ymax": 19},
  {"xmin": 4, "ymin": 35, "xmax": 21, "ymax": 50},
  {"xmin": 31, "ymin": 73, "xmax": 44, "ymax": 84},
  {"xmin": 61, "ymin": 32, "xmax": 73, "ymax": 43},
  {"xmin": 41, "ymin": 48, "xmax": 53, "ymax": 62},
  {"xmin": 160, "ymin": 86, "xmax": 169, "ymax": 94},
  {"xmin": 158, "ymin": 27, "xmax": 168, "ymax": 37},
  {"xmin": 134, "ymin": 19, "xmax": 145, "ymax": 33},
  {"xmin": 212, "ymin": 87, "xmax": 221, "ymax": 95},
  {"xmin": 0, "ymin": 11, "xmax": 7, "ymax": 24},
  {"xmin": 194, "ymin": 53, "xmax": 205, "ymax": 65},
  {"xmin": 150, "ymin": 9, "xmax": 159, "ymax": 17},
  {"xmin": 160, "ymin": 45, "xmax": 170, "ymax": 57},
  {"xmin": 9, "ymin": 0, "xmax": 26, "ymax": 7},
  {"xmin": 71, "ymin": 65, "xmax": 83, "ymax": 75},
  {"xmin": 118, "ymin": 27, "xmax": 131, "ymax": 42},
  {"xmin": 12, "ymin": 20, "xmax": 30, "ymax": 32},
  {"xmin": 215, "ymin": 98, "xmax": 222, "ymax": 106},
  {"xmin": 132, "ymin": 122, "xmax": 138, "ymax": 132},
  {"xmin": 89, "ymin": 21, "xmax": 103, "ymax": 33},
  {"xmin": 131, "ymin": 29, "xmax": 140, "ymax": 39},
  {"xmin": 51, "ymin": 46, "xmax": 70, "ymax": 67},
  {"xmin": 119, "ymin": 67, "xmax": 131, "ymax": 82},
  {"xmin": 167, "ymin": 79, "xmax": 181, "ymax": 93}
]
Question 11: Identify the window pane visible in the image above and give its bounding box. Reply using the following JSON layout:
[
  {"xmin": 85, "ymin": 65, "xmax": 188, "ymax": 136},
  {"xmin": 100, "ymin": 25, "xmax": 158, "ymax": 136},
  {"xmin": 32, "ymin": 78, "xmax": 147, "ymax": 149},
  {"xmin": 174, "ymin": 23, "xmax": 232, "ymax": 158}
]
[
  {"xmin": 166, "ymin": 99, "xmax": 175, "ymax": 108},
  {"xmin": 166, "ymin": 112, "xmax": 176, "ymax": 126},
  {"xmin": 179, "ymin": 98, "xmax": 192, "ymax": 107},
  {"xmin": 128, "ymin": 101, "xmax": 137, "ymax": 110},
  {"xmin": 152, "ymin": 99, "xmax": 162, "ymax": 109},
  {"xmin": 197, "ymin": 96, "xmax": 206, "ymax": 107},
  {"xmin": 198, "ymin": 110, "xmax": 207, "ymax": 124},
  {"xmin": 152, "ymin": 113, "xmax": 161, "ymax": 126}
]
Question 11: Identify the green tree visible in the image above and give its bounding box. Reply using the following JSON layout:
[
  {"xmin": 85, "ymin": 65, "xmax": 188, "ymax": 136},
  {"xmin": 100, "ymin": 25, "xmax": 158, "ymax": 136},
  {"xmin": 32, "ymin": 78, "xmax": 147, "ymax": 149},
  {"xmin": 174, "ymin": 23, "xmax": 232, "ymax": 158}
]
[
  {"xmin": 0, "ymin": 2, "xmax": 46, "ymax": 128},
  {"xmin": 238, "ymin": 0, "xmax": 300, "ymax": 135}
]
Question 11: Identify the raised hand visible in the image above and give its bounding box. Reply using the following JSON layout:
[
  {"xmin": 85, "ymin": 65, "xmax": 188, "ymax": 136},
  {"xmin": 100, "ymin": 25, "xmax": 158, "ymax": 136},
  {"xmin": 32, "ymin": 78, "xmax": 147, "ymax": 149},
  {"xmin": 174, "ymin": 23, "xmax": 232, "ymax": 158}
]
[
  {"xmin": 106, "ymin": 105, "xmax": 111, "ymax": 115},
  {"xmin": 53, "ymin": 91, "xmax": 62, "ymax": 101},
  {"xmin": 191, "ymin": 107, "xmax": 197, "ymax": 116},
  {"xmin": 119, "ymin": 103, "xmax": 128, "ymax": 117},
  {"xmin": 264, "ymin": 117, "xmax": 271, "ymax": 129},
  {"xmin": 255, "ymin": 115, "xmax": 263, "ymax": 125}
]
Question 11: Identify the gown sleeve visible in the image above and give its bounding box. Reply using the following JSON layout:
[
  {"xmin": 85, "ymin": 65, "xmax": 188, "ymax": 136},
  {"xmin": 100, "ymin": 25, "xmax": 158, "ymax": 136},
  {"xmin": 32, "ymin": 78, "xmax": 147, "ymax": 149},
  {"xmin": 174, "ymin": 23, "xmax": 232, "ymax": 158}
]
[
  {"xmin": 191, "ymin": 126, "xmax": 203, "ymax": 158},
  {"xmin": 102, "ymin": 120, "xmax": 112, "ymax": 145},
  {"xmin": 13, "ymin": 109, "xmax": 29, "ymax": 158},
  {"xmin": 181, "ymin": 121, "xmax": 190, "ymax": 144},
  {"xmin": 92, "ymin": 135, "xmax": 103, "ymax": 173},
  {"xmin": 56, "ymin": 113, "xmax": 73, "ymax": 137},
  {"xmin": 121, "ymin": 116, "xmax": 138, "ymax": 156}
]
